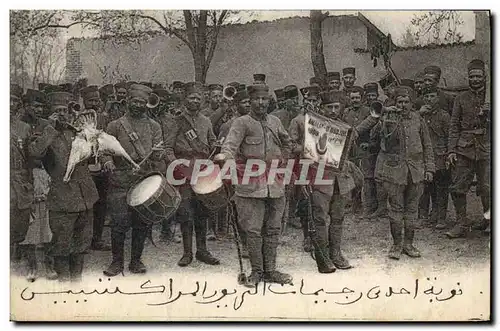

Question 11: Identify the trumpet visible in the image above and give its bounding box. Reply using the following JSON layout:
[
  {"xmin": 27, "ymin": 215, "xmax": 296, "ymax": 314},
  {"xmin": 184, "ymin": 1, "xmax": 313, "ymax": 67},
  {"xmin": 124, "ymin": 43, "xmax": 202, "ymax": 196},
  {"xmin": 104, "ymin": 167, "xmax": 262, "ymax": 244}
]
[
  {"xmin": 68, "ymin": 101, "xmax": 82, "ymax": 112},
  {"xmin": 147, "ymin": 93, "xmax": 160, "ymax": 109},
  {"xmin": 223, "ymin": 85, "xmax": 237, "ymax": 101}
]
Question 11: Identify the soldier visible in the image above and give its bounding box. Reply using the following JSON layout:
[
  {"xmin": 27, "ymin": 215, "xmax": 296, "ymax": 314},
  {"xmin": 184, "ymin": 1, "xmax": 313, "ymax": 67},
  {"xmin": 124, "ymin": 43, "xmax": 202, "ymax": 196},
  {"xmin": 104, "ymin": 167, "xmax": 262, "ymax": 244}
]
[
  {"xmin": 363, "ymin": 82, "xmax": 379, "ymax": 106},
  {"xmin": 367, "ymin": 86, "xmax": 435, "ymax": 259},
  {"xmin": 446, "ymin": 59, "xmax": 491, "ymax": 238},
  {"xmin": 102, "ymin": 84, "xmax": 165, "ymax": 276},
  {"xmin": 218, "ymin": 88, "xmax": 251, "ymax": 141},
  {"xmin": 271, "ymin": 85, "xmax": 301, "ymax": 130},
  {"xmin": 341, "ymin": 67, "xmax": 357, "ymax": 104},
  {"xmin": 253, "ymin": 74, "xmax": 266, "ymax": 85},
  {"xmin": 309, "ymin": 77, "xmax": 324, "ymax": 90},
  {"xmin": 10, "ymin": 84, "xmax": 34, "ymax": 264},
  {"xmin": 327, "ymin": 72, "xmax": 341, "ymax": 91},
  {"xmin": 379, "ymin": 74, "xmax": 397, "ymax": 107},
  {"xmin": 201, "ymin": 84, "xmax": 227, "ymax": 136},
  {"xmin": 99, "ymin": 84, "xmax": 124, "ymax": 122},
  {"xmin": 419, "ymin": 65, "xmax": 455, "ymax": 115},
  {"xmin": 274, "ymin": 88, "xmax": 286, "ymax": 110},
  {"xmin": 30, "ymin": 91, "xmax": 98, "ymax": 282},
  {"xmin": 164, "ymin": 82, "xmax": 220, "ymax": 267},
  {"xmin": 414, "ymin": 72, "xmax": 425, "ymax": 99},
  {"xmin": 214, "ymin": 84, "xmax": 293, "ymax": 286},
  {"xmin": 114, "ymin": 82, "xmax": 128, "ymax": 102},
  {"xmin": 417, "ymin": 86, "xmax": 451, "ymax": 229},
  {"xmin": 80, "ymin": 85, "xmax": 112, "ymax": 252},
  {"xmin": 343, "ymin": 86, "xmax": 371, "ymax": 217},
  {"xmin": 172, "ymin": 81, "xmax": 186, "ymax": 103}
]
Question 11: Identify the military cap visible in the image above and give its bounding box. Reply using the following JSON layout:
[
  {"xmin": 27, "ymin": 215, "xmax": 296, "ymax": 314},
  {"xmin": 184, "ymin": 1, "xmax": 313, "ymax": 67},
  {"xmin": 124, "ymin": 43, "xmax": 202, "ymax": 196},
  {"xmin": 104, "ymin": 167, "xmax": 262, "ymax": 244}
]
[
  {"xmin": 300, "ymin": 85, "xmax": 320, "ymax": 99},
  {"xmin": 80, "ymin": 85, "xmax": 100, "ymax": 102},
  {"xmin": 152, "ymin": 83, "xmax": 163, "ymax": 90},
  {"xmin": 348, "ymin": 85, "xmax": 364, "ymax": 96},
  {"xmin": 378, "ymin": 74, "xmax": 395, "ymax": 89},
  {"xmin": 342, "ymin": 67, "xmax": 356, "ymax": 76},
  {"xmin": 274, "ymin": 88, "xmax": 285, "ymax": 102},
  {"xmin": 247, "ymin": 84, "xmax": 269, "ymax": 97},
  {"xmin": 394, "ymin": 86, "xmax": 416, "ymax": 101},
  {"xmin": 11, "ymin": 84, "xmax": 23, "ymax": 98},
  {"xmin": 424, "ymin": 65, "xmax": 442, "ymax": 79},
  {"xmin": 400, "ymin": 79, "xmax": 415, "ymax": 89},
  {"xmin": 47, "ymin": 92, "xmax": 73, "ymax": 106},
  {"xmin": 208, "ymin": 84, "xmax": 223, "ymax": 92},
  {"xmin": 38, "ymin": 83, "xmax": 51, "ymax": 93},
  {"xmin": 329, "ymin": 91, "xmax": 345, "ymax": 104},
  {"xmin": 129, "ymin": 84, "xmax": 152, "ymax": 101},
  {"xmin": 227, "ymin": 81, "xmax": 240, "ymax": 89},
  {"xmin": 284, "ymin": 85, "xmax": 299, "ymax": 99},
  {"xmin": 237, "ymin": 84, "xmax": 247, "ymax": 92},
  {"xmin": 414, "ymin": 71, "xmax": 425, "ymax": 81},
  {"xmin": 23, "ymin": 89, "xmax": 46, "ymax": 104},
  {"xmin": 253, "ymin": 74, "xmax": 266, "ymax": 84},
  {"xmin": 309, "ymin": 77, "xmax": 323, "ymax": 87},
  {"xmin": 125, "ymin": 81, "xmax": 138, "ymax": 90},
  {"xmin": 422, "ymin": 85, "xmax": 439, "ymax": 95},
  {"xmin": 363, "ymin": 82, "xmax": 379, "ymax": 94},
  {"xmin": 327, "ymin": 72, "xmax": 341, "ymax": 81},
  {"xmin": 172, "ymin": 81, "xmax": 185, "ymax": 90},
  {"xmin": 234, "ymin": 89, "xmax": 250, "ymax": 102},
  {"xmin": 59, "ymin": 83, "xmax": 73, "ymax": 93},
  {"xmin": 114, "ymin": 82, "xmax": 127, "ymax": 91},
  {"xmin": 320, "ymin": 91, "xmax": 334, "ymax": 105},
  {"xmin": 468, "ymin": 59, "xmax": 485, "ymax": 72},
  {"xmin": 153, "ymin": 88, "xmax": 171, "ymax": 99},
  {"xmin": 99, "ymin": 84, "xmax": 115, "ymax": 100},
  {"xmin": 184, "ymin": 82, "xmax": 203, "ymax": 96},
  {"xmin": 43, "ymin": 84, "xmax": 62, "ymax": 95},
  {"xmin": 139, "ymin": 81, "xmax": 153, "ymax": 89}
]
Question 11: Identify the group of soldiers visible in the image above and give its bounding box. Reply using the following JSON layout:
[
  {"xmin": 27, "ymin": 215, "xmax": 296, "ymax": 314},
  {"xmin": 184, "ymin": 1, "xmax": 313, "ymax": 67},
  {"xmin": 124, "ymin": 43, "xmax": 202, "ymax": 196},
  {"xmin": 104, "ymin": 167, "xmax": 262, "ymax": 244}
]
[{"xmin": 10, "ymin": 58, "xmax": 490, "ymax": 286}]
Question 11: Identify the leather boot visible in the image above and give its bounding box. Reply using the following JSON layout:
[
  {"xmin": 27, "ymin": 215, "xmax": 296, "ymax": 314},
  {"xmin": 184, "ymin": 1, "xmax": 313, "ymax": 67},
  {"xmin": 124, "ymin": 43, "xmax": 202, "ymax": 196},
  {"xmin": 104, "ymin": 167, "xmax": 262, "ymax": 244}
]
[
  {"xmin": 103, "ymin": 231, "xmax": 125, "ymax": 276},
  {"xmin": 195, "ymin": 218, "xmax": 219, "ymax": 265},
  {"xmin": 44, "ymin": 252, "xmax": 58, "ymax": 280},
  {"xmin": 403, "ymin": 223, "xmax": 421, "ymax": 258},
  {"xmin": 311, "ymin": 225, "xmax": 335, "ymax": 273},
  {"xmin": 388, "ymin": 221, "xmax": 403, "ymax": 260},
  {"xmin": 329, "ymin": 221, "xmax": 352, "ymax": 269},
  {"xmin": 53, "ymin": 256, "xmax": 70, "ymax": 282},
  {"xmin": 129, "ymin": 227, "xmax": 148, "ymax": 273},
  {"xmin": 69, "ymin": 253, "xmax": 85, "ymax": 282},
  {"xmin": 178, "ymin": 221, "xmax": 194, "ymax": 267},
  {"xmin": 25, "ymin": 245, "xmax": 38, "ymax": 282},
  {"xmin": 446, "ymin": 193, "xmax": 469, "ymax": 239}
]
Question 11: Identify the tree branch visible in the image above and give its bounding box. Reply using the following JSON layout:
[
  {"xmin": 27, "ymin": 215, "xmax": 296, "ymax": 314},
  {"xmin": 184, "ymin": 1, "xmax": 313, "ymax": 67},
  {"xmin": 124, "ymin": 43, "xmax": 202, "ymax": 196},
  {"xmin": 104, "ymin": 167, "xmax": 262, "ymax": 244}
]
[
  {"xmin": 205, "ymin": 10, "xmax": 228, "ymax": 69},
  {"xmin": 183, "ymin": 10, "xmax": 197, "ymax": 53}
]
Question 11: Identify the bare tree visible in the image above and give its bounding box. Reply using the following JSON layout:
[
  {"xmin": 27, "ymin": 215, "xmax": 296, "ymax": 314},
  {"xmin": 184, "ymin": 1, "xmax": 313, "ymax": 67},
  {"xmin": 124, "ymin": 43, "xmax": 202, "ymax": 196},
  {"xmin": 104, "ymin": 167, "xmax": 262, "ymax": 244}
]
[
  {"xmin": 310, "ymin": 10, "xmax": 329, "ymax": 84},
  {"xmin": 410, "ymin": 11, "xmax": 464, "ymax": 45},
  {"xmin": 399, "ymin": 26, "xmax": 418, "ymax": 47}
]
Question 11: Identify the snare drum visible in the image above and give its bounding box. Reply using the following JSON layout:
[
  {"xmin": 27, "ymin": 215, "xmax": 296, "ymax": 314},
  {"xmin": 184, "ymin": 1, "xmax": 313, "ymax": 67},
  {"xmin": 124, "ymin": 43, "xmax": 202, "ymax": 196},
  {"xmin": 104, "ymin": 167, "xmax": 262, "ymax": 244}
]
[
  {"xmin": 191, "ymin": 164, "xmax": 230, "ymax": 210},
  {"xmin": 127, "ymin": 172, "xmax": 181, "ymax": 224}
]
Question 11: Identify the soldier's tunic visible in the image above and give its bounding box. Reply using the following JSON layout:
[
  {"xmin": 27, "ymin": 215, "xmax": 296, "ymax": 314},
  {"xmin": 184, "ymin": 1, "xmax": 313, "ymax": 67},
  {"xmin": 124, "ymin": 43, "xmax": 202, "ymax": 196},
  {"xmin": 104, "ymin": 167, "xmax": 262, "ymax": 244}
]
[
  {"xmin": 448, "ymin": 88, "xmax": 490, "ymax": 223},
  {"xmin": 221, "ymin": 113, "xmax": 291, "ymax": 274},
  {"xmin": 270, "ymin": 107, "xmax": 298, "ymax": 130},
  {"xmin": 11, "ymin": 119, "xmax": 34, "ymax": 245},
  {"xmin": 418, "ymin": 106, "xmax": 451, "ymax": 222},
  {"xmin": 343, "ymin": 105, "xmax": 372, "ymax": 214},
  {"xmin": 104, "ymin": 114, "xmax": 163, "ymax": 233},
  {"xmin": 415, "ymin": 89, "xmax": 455, "ymax": 115},
  {"xmin": 29, "ymin": 124, "xmax": 98, "ymax": 257}
]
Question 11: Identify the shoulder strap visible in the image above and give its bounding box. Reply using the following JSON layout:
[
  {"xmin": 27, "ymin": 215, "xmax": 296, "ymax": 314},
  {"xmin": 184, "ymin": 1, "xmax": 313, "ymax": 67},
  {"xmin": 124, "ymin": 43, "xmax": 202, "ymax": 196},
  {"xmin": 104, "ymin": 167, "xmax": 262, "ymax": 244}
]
[
  {"xmin": 177, "ymin": 114, "xmax": 210, "ymax": 156},
  {"xmin": 119, "ymin": 116, "xmax": 146, "ymax": 159}
]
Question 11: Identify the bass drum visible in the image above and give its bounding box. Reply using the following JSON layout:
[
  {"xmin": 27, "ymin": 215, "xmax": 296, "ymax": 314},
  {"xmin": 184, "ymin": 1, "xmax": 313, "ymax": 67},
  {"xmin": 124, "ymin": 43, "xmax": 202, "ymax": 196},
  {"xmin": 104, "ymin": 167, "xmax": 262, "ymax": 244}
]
[{"xmin": 127, "ymin": 172, "xmax": 181, "ymax": 225}]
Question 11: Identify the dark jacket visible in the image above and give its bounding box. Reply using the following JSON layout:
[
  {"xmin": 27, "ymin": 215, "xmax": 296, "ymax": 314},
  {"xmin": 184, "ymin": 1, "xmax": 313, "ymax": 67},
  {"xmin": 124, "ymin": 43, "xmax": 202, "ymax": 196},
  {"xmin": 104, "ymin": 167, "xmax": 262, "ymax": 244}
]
[
  {"xmin": 270, "ymin": 107, "xmax": 299, "ymax": 130},
  {"xmin": 420, "ymin": 106, "xmax": 451, "ymax": 170},
  {"xmin": 342, "ymin": 105, "xmax": 373, "ymax": 177},
  {"xmin": 29, "ymin": 124, "xmax": 98, "ymax": 212},
  {"xmin": 448, "ymin": 88, "xmax": 490, "ymax": 160},
  {"xmin": 11, "ymin": 119, "xmax": 34, "ymax": 210}
]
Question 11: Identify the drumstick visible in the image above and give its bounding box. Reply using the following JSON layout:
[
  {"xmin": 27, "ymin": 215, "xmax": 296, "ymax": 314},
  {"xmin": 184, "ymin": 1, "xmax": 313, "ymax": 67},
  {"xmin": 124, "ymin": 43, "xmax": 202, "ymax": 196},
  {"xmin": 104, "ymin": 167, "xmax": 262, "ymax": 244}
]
[{"xmin": 136, "ymin": 141, "xmax": 165, "ymax": 168}]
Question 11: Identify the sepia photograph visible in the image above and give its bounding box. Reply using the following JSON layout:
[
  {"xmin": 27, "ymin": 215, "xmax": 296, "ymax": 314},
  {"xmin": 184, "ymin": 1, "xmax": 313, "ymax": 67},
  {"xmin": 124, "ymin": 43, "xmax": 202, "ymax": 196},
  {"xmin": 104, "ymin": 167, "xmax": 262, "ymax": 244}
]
[{"xmin": 8, "ymin": 8, "xmax": 491, "ymax": 322}]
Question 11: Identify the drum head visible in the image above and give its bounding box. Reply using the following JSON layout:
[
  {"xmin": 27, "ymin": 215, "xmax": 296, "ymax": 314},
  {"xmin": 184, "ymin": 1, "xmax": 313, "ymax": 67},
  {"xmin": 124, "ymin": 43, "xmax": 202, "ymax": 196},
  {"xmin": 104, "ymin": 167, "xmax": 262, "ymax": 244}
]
[
  {"xmin": 191, "ymin": 165, "xmax": 223, "ymax": 195},
  {"xmin": 127, "ymin": 174, "xmax": 163, "ymax": 206}
]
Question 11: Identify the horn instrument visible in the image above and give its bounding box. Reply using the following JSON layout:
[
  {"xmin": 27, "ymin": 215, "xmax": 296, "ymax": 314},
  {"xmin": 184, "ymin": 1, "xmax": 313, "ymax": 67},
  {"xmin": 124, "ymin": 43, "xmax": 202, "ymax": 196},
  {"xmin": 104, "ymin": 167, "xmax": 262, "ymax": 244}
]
[
  {"xmin": 147, "ymin": 93, "xmax": 160, "ymax": 109},
  {"xmin": 223, "ymin": 85, "xmax": 237, "ymax": 101}
]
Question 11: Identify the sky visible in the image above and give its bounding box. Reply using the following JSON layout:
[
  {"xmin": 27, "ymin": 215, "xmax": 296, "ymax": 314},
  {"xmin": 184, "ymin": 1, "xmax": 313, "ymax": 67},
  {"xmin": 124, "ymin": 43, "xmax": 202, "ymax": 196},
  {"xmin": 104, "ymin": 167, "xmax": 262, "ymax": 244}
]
[{"xmin": 63, "ymin": 10, "xmax": 476, "ymax": 45}]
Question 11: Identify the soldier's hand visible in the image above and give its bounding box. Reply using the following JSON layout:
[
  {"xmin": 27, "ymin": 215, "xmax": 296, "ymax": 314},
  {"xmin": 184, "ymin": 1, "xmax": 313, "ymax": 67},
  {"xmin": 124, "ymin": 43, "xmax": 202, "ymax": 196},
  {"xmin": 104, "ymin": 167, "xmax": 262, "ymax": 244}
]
[
  {"xmin": 359, "ymin": 143, "xmax": 369, "ymax": 151},
  {"xmin": 419, "ymin": 105, "xmax": 432, "ymax": 115},
  {"xmin": 425, "ymin": 171, "xmax": 434, "ymax": 182},
  {"xmin": 447, "ymin": 153, "xmax": 457, "ymax": 167},
  {"xmin": 103, "ymin": 161, "xmax": 116, "ymax": 173}
]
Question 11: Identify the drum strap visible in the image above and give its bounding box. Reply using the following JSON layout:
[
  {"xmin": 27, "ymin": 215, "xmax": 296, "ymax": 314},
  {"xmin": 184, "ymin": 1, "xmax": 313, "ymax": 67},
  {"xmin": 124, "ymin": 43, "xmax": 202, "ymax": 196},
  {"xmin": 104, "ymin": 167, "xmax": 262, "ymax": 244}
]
[
  {"xmin": 177, "ymin": 115, "xmax": 211, "ymax": 157},
  {"xmin": 119, "ymin": 116, "xmax": 148, "ymax": 159}
]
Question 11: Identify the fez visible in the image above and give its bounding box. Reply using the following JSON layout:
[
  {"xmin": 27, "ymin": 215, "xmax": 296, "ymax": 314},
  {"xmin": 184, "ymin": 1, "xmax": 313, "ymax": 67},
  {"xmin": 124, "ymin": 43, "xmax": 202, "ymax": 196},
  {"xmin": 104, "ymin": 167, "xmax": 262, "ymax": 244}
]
[
  {"xmin": 139, "ymin": 81, "xmax": 153, "ymax": 89},
  {"xmin": 59, "ymin": 83, "xmax": 73, "ymax": 93},
  {"xmin": 114, "ymin": 82, "xmax": 127, "ymax": 91},
  {"xmin": 43, "ymin": 84, "xmax": 62, "ymax": 95},
  {"xmin": 327, "ymin": 72, "xmax": 341, "ymax": 81},
  {"xmin": 128, "ymin": 84, "xmax": 152, "ymax": 101},
  {"xmin": 329, "ymin": 91, "xmax": 345, "ymax": 104},
  {"xmin": 172, "ymin": 81, "xmax": 185, "ymax": 90},
  {"xmin": 309, "ymin": 77, "xmax": 323, "ymax": 86},
  {"xmin": 394, "ymin": 86, "xmax": 416, "ymax": 101},
  {"xmin": 348, "ymin": 85, "xmax": 364, "ymax": 96},
  {"xmin": 184, "ymin": 82, "xmax": 203, "ymax": 96},
  {"xmin": 424, "ymin": 65, "xmax": 442, "ymax": 79},
  {"xmin": 234, "ymin": 89, "xmax": 250, "ymax": 102},
  {"xmin": 400, "ymin": 79, "xmax": 415, "ymax": 89},
  {"xmin": 247, "ymin": 84, "xmax": 269, "ymax": 97},
  {"xmin": 253, "ymin": 74, "xmax": 266, "ymax": 84},
  {"xmin": 468, "ymin": 59, "xmax": 485, "ymax": 72},
  {"xmin": 319, "ymin": 91, "xmax": 335, "ymax": 105},
  {"xmin": 342, "ymin": 67, "xmax": 356, "ymax": 76},
  {"xmin": 11, "ymin": 84, "xmax": 23, "ymax": 98},
  {"xmin": 152, "ymin": 83, "xmax": 163, "ymax": 90},
  {"xmin": 80, "ymin": 85, "xmax": 100, "ymax": 102},
  {"xmin": 363, "ymin": 82, "xmax": 379, "ymax": 94},
  {"xmin": 38, "ymin": 83, "xmax": 51, "ymax": 93},
  {"xmin": 237, "ymin": 84, "xmax": 247, "ymax": 92},
  {"xmin": 227, "ymin": 81, "xmax": 240, "ymax": 89},
  {"xmin": 284, "ymin": 85, "xmax": 299, "ymax": 99},
  {"xmin": 274, "ymin": 88, "xmax": 285, "ymax": 101},
  {"xmin": 23, "ymin": 89, "xmax": 46, "ymax": 104},
  {"xmin": 99, "ymin": 84, "xmax": 115, "ymax": 100},
  {"xmin": 208, "ymin": 84, "xmax": 223, "ymax": 91},
  {"xmin": 48, "ymin": 92, "xmax": 73, "ymax": 106},
  {"xmin": 300, "ymin": 85, "xmax": 320, "ymax": 98},
  {"xmin": 414, "ymin": 71, "xmax": 425, "ymax": 81},
  {"xmin": 153, "ymin": 88, "xmax": 171, "ymax": 99}
]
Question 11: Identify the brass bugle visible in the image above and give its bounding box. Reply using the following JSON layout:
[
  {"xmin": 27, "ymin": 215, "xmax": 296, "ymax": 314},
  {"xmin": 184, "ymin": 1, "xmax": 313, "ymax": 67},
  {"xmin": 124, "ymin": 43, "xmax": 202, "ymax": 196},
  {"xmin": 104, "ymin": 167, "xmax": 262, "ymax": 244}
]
[
  {"xmin": 370, "ymin": 100, "xmax": 384, "ymax": 118},
  {"xmin": 223, "ymin": 85, "xmax": 237, "ymax": 101},
  {"xmin": 68, "ymin": 101, "xmax": 82, "ymax": 112},
  {"xmin": 147, "ymin": 93, "xmax": 160, "ymax": 109}
]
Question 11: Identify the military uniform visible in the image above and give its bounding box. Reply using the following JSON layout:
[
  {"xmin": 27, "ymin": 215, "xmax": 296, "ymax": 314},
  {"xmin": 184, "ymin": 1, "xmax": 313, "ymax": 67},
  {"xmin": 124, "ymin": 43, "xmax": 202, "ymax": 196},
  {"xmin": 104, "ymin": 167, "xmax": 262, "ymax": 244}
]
[
  {"xmin": 270, "ymin": 85, "xmax": 300, "ymax": 130},
  {"xmin": 164, "ymin": 82, "xmax": 220, "ymax": 267},
  {"xmin": 446, "ymin": 60, "xmax": 490, "ymax": 237},
  {"xmin": 220, "ymin": 85, "xmax": 292, "ymax": 284},
  {"xmin": 418, "ymin": 99, "xmax": 451, "ymax": 227},
  {"xmin": 102, "ymin": 84, "xmax": 164, "ymax": 276},
  {"xmin": 361, "ymin": 87, "xmax": 435, "ymax": 259},
  {"xmin": 30, "ymin": 91, "xmax": 98, "ymax": 282}
]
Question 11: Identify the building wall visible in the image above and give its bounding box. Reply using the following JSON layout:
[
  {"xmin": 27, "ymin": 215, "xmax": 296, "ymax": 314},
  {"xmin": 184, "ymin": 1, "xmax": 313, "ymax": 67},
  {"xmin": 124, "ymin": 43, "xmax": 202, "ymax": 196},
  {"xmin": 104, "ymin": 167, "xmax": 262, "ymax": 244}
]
[{"xmin": 66, "ymin": 15, "xmax": 487, "ymax": 92}]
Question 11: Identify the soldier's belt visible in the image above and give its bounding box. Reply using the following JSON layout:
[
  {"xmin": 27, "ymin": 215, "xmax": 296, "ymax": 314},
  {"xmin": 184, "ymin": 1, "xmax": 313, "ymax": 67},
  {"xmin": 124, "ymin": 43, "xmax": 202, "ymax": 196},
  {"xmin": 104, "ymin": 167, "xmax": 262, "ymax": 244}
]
[{"xmin": 462, "ymin": 129, "xmax": 486, "ymax": 135}]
